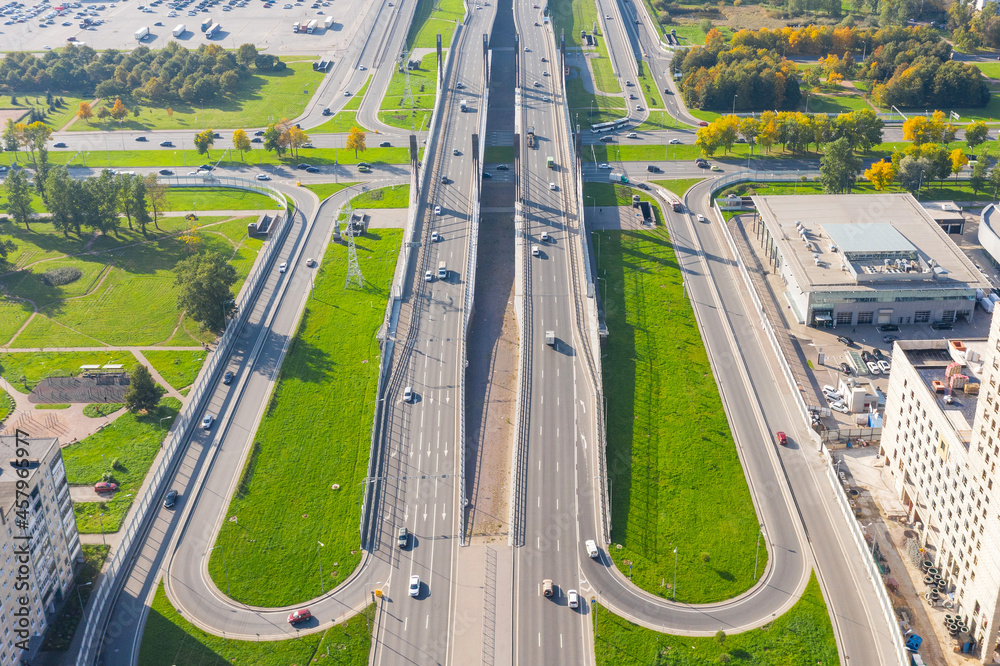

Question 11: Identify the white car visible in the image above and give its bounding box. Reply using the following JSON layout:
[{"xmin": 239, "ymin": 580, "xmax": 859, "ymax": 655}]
[
  {"xmin": 597, "ymin": 163, "xmax": 611, "ymax": 169},
  {"xmin": 404, "ymin": 386, "xmax": 414, "ymax": 402},
  {"xmin": 867, "ymin": 361, "xmax": 881, "ymax": 375},
  {"xmin": 255, "ymin": 173, "xmax": 271, "ymax": 181},
  {"xmin": 831, "ymin": 402, "xmax": 850, "ymax": 414},
  {"xmin": 201, "ymin": 414, "xmax": 214, "ymax": 430},
  {"xmin": 305, "ymin": 258, "xmax": 315, "ymax": 267},
  {"xmin": 549, "ymin": 182, "xmax": 556, "ymax": 190},
  {"xmin": 434, "ymin": 205, "xmax": 442, "ymax": 215},
  {"xmin": 626, "ymin": 132, "xmax": 638, "ymax": 138},
  {"xmin": 532, "ymin": 245, "xmax": 540, "ymax": 256},
  {"xmin": 668, "ymin": 138, "xmax": 681, "ymax": 144},
  {"xmin": 824, "ymin": 391, "xmax": 842, "ymax": 402},
  {"xmin": 697, "ymin": 214, "xmax": 707, "ymax": 223},
  {"xmin": 534, "ymin": 80, "xmax": 540, "ymax": 87},
  {"xmin": 543, "ymin": 96, "xmax": 550, "ymax": 102},
  {"xmin": 424, "ymin": 270, "xmax": 433, "ymax": 281},
  {"xmin": 431, "ymin": 231, "xmax": 440, "ymax": 242},
  {"xmin": 540, "ymin": 231, "xmax": 550, "ymax": 242},
  {"xmin": 344, "ymin": 91, "xmax": 351, "ymax": 97},
  {"xmin": 877, "ymin": 360, "xmax": 891, "ymax": 374},
  {"xmin": 821, "ymin": 384, "xmax": 837, "ymax": 394},
  {"xmin": 567, "ymin": 589, "xmax": 579, "ymax": 608},
  {"xmin": 409, "ymin": 574, "xmax": 420, "ymax": 596},
  {"xmin": 279, "ymin": 262, "xmax": 287, "ymax": 273}
]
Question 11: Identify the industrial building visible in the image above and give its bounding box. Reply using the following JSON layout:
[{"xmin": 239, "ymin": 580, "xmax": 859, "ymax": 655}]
[
  {"xmin": 748, "ymin": 193, "xmax": 991, "ymax": 328},
  {"xmin": 0, "ymin": 435, "xmax": 81, "ymax": 663},
  {"xmin": 880, "ymin": 316, "xmax": 1000, "ymax": 661}
]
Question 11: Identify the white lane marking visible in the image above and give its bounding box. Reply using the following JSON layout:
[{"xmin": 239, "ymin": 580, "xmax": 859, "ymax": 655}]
[
  {"xmin": 404, "ymin": 617, "xmax": 408, "ymax": 632},
  {"xmin": 557, "ymin": 427, "xmax": 560, "ymax": 438},
  {"xmin": 426, "ymin": 615, "xmax": 430, "ymax": 629},
  {"xmin": 556, "ymin": 462, "xmax": 559, "ymax": 472},
  {"xmin": 537, "ymin": 536, "xmax": 540, "ymax": 549},
  {"xmin": 423, "ymin": 504, "xmax": 428, "ymax": 520},
  {"xmin": 538, "ymin": 633, "xmax": 541, "ymax": 647},
  {"xmin": 556, "ymin": 499, "xmax": 559, "ymax": 510},
  {"xmin": 541, "ymin": 395, "xmax": 544, "ymax": 405},
  {"xmin": 560, "ymin": 634, "xmax": 563, "ymax": 649},
  {"xmin": 557, "ymin": 540, "xmax": 560, "ymax": 552},
  {"xmin": 538, "ymin": 496, "xmax": 541, "ymax": 508},
  {"xmin": 557, "ymin": 396, "xmax": 560, "ymax": 406}
]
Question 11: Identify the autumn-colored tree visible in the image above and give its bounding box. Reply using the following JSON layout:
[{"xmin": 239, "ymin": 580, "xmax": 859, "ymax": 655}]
[
  {"xmin": 166, "ymin": 107, "xmax": 174, "ymax": 117},
  {"xmin": 232, "ymin": 129, "xmax": 252, "ymax": 159},
  {"xmin": 97, "ymin": 106, "xmax": 111, "ymax": 120},
  {"xmin": 193, "ymin": 128, "xmax": 215, "ymax": 156},
  {"xmin": 346, "ymin": 126, "xmax": 367, "ymax": 158},
  {"xmin": 902, "ymin": 116, "xmax": 931, "ymax": 146},
  {"xmin": 965, "ymin": 121, "xmax": 989, "ymax": 151},
  {"xmin": 77, "ymin": 101, "xmax": 93, "ymax": 123},
  {"xmin": 287, "ymin": 126, "xmax": 309, "ymax": 157},
  {"xmin": 178, "ymin": 224, "xmax": 202, "ymax": 252},
  {"xmin": 864, "ymin": 159, "xmax": 895, "ymax": 191},
  {"xmin": 109, "ymin": 98, "xmax": 129, "ymax": 122},
  {"xmin": 950, "ymin": 148, "xmax": 968, "ymax": 181}
]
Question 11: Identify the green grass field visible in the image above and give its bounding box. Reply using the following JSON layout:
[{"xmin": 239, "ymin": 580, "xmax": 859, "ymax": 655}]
[
  {"xmin": 3, "ymin": 94, "xmax": 97, "ymax": 132},
  {"xmin": 806, "ymin": 93, "xmax": 871, "ymax": 114},
  {"xmin": 594, "ymin": 574, "xmax": 837, "ymax": 665},
  {"xmin": 0, "ymin": 145, "xmax": 412, "ymax": 169},
  {"xmin": 83, "ymin": 403, "xmax": 123, "ymax": 418},
  {"xmin": 568, "ymin": 77, "xmax": 627, "ymax": 128},
  {"xmin": 67, "ymin": 62, "xmax": 325, "ymax": 132},
  {"xmin": 64, "ymin": 397, "xmax": 181, "ymax": 533},
  {"xmin": 0, "ymin": 352, "xmax": 136, "ymax": 394},
  {"xmin": 0, "ymin": 188, "xmax": 45, "ymax": 213},
  {"xmin": 141, "ymin": 350, "xmax": 207, "ymax": 392},
  {"xmin": 379, "ymin": 53, "xmax": 439, "ymax": 131},
  {"xmin": 721, "ymin": 178, "xmax": 998, "ymax": 203},
  {"xmin": 652, "ymin": 178, "xmax": 706, "ymax": 197},
  {"xmin": 2, "ymin": 216, "xmax": 260, "ymax": 348},
  {"xmin": 0, "ymin": 300, "xmax": 33, "ymax": 345},
  {"xmin": 974, "ymin": 62, "xmax": 1000, "ymax": 78},
  {"xmin": 35, "ymin": 403, "xmax": 70, "ymax": 409},
  {"xmin": 582, "ymin": 182, "xmax": 656, "ymax": 207},
  {"xmin": 407, "ymin": 0, "xmax": 464, "ymax": 49},
  {"xmin": 39, "ymin": 544, "xmax": 109, "ymax": 653},
  {"xmin": 303, "ymin": 182, "xmax": 359, "ymax": 201},
  {"xmin": 139, "ymin": 583, "xmax": 372, "ymax": 666},
  {"xmin": 351, "ymin": 184, "xmax": 410, "ymax": 209},
  {"xmin": 207, "ymin": 230, "xmax": 400, "ymax": 606},
  {"xmin": 668, "ymin": 23, "xmax": 733, "ymax": 46},
  {"xmin": 161, "ymin": 189, "xmax": 279, "ymax": 212},
  {"xmin": 0, "ymin": 388, "xmax": 12, "ymax": 423},
  {"xmin": 598, "ymin": 228, "xmax": 765, "ymax": 603},
  {"xmin": 309, "ymin": 76, "xmax": 374, "ymax": 133}
]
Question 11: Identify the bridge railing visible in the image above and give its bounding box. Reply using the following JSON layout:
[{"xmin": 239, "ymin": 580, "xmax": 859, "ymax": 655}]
[{"xmin": 75, "ymin": 178, "xmax": 291, "ymax": 665}]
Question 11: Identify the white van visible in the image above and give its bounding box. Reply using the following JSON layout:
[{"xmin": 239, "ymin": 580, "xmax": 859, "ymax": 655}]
[
  {"xmin": 438, "ymin": 261, "xmax": 447, "ymax": 279},
  {"xmin": 585, "ymin": 540, "xmax": 599, "ymax": 559}
]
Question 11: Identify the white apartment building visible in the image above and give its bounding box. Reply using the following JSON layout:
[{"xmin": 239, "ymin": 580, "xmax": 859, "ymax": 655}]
[
  {"xmin": 881, "ymin": 314, "xmax": 1000, "ymax": 662},
  {"xmin": 0, "ymin": 435, "xmax": 81, "ymax": 664}
]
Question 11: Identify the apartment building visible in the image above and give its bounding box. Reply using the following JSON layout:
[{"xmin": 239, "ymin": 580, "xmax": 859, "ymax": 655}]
[
  {"xmin": 0, "ymin": 434, "xmax": 81, "ymax": 664},
  {"xmin": 881, "ymin": 314, "xmax": 1000, "ymax": 661}
]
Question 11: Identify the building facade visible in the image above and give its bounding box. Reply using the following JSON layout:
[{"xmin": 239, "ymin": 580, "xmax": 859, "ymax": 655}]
[
  {"xmin": 881, "ymin": 314, "xmax": 1000, "ymax": 661},
  {"xmin": 0, "ymin": 435, "xmax": 81, "ymax": 664}
]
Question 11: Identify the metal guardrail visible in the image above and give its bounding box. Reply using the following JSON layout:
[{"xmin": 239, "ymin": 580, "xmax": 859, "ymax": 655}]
[{"xmin": 75, "ymin": 178, "xmax": 291, "ymax": 665}]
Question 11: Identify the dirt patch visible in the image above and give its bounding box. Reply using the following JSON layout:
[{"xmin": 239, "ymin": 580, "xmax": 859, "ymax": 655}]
[
  {"xmin": 465, "ymin": 212, "xmax": 518, "ymax": 539},
  {"xmin": 29, "ymin": 375, "xmax": 129, "ymax": 404},
  {"xmin": 0, "ymin": 108, "xmax": 29, "ymax": 125}
]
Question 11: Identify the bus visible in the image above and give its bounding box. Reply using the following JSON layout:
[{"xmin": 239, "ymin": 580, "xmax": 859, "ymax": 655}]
[
  {"xmin": 591, "ymin": 118, "xmax": 629, "ymax": 133},
  {"xmin": 546, "ymin": 156, "xmax": 554, "ymax": 169}
]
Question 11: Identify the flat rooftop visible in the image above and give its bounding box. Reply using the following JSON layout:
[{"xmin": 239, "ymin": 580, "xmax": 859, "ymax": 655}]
[
  {"xmin": 752, "ymin": 194, "xmax": 990, "ymax": 293},
  {"xmin": 899, "ymin": 338, "xmax": 988, "ymax": 442},
  {"xmin": 0, "ymin": 436, "xmax": 58, "ymax": 517}
]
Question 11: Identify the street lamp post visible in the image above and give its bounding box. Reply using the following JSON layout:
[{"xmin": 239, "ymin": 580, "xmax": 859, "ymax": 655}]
[
  {"xmin": 98, "ymin": 513, "xmax": 106, "ymax": 546},
  {"xmin": 317, "ymin": 541, "xmax": 326, "ymax": 594},
  {"xmin": 672, "ymin": 548, "xmax": 678, "ymax": 600},
  {"xmin": 75, "ymin": 581, "xmax": 93, "ymax": 613},
  {"xmin": 732, "ymin": 94, "xmax": 737, "ymax": 115},
  {"xmin": 210, "ymin": 546, "xmax": 231, "ymax": 596}
]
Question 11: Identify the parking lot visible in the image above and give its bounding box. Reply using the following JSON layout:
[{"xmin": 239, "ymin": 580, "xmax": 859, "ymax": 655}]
[{"xmin": 0, "ymin": 0, "xmax": 378, "ymax": 53}]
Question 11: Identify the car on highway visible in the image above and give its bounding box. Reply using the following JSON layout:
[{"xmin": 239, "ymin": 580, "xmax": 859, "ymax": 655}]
[
  {"xmin": 223, "ymin": 370, "xmax": 234, "ymax": 385},
  {"xmin": 456, "ymin": 82, "xmax": 464, "ymax": 89},
  {"xmin": 775, "ymin": 431, "xmax": 788, "ymax": 446},
  {"xmin": 453, "ymin": 148, "xmax": 460, "ymax": 155},
  {"xmin": 379, "ymin": 141, "xmax": 391, "ymax": 147},
  {"xmin": 251, "ymin": 137, "xmax": 262, "ymax": 143},
  {"xmin": 409, "ymin": 575, "xmax": 420, "ymax": 597},
  {"xmin": 199, "ymin": 164, "xmax": 214, "ymax": 171},
  {"xmin": 542, "ymin": 579, "xmax": 553, "ymax": 597},
  {"xmin": 696, "ymin": 213, "xmax": 707, "ymax": 222},
  {"xmin": 669, "ymin": 138, "xmax": 681, "ymax": 144},
  {"xmin": 532, "ymin": 245, "xmax": 540, "ymax": 256},
  {"xmin": 94, "ymin": 481, "xmax": 118, "ymax": 493},
  {"xmin": 159, "ymin": 140, "xmax": 173, "ymax": 147},
  {"xmin": 397, "ymin": 527, "xmax": 409, "ymax": 548},
  {"xmin": 567, "ymin": 589, "xmax": 579, "ymax": 609},
  {"xmin": 434, "ymin": 205, "xmax": 442, "ymax": 215},
  {"xmin": 604, "ymin": 12, "xmax": 609, "ymax": 17},
  {"xmin": 305, "ymin": 166, "xmax": 320, "ymax": 173},
  {"xmin": 441, "ymin": 175, "xmax": 448, "ymax": 183},
  {"xmin": 597, "ymin": 163, "xmax": 611, "ymax": 169},
  {"xmin": 710, "ymin": 165, "xmax": 722, "ymax": 171},
  {"xmin": 543, "ymin": 71, "xmax": 549, "ymax": 76},
  {"xmin": 201, "ymin": 414, "xmax": 214, "ymax": 429},
  {"xmin": 359, "ymin": 65, "xmax": 367, "ymax": 70},
  {"xmin": 53, "ymin": 141, "xmax": 67, "ymax": 148},
  {"xmin": 425, "ymin": 270, "xmax": 433, "ymax": 281},
  {"xmin": 698, "ymin": 121, "xmax": 709, "ymax": 126},
  {"xmin": 159, "ymin": 169, "xmax": 174, "ymax": 175},
  {"xmin": 287, "ymin": 609, "xmax": 312, "ymax": 625},
  {"xmin": 404, "ymin": 386, "xmax": 414, "ymax": 402},
  {"xmin": 344, "ymin": 90, "xmax": 351, "ymax": 96},
  {"xmin": 497, "ymin": 164, "xmax": 509, "ymax": 170},
  {"xmin": 254, "ymin": 130, "xmax": 265, "ymax": 136},
  {"xmin": 255, "ymin": 173, "xmax": 270, "ymax": 181},
  {"xmin": 431, "ymin": 231, "xmax": 440, "ymax": 242},
  {"xmin": 541, "ymin": 231, "xmax": 550, "ymax": 242},
  {"xmin": 585, "ymin": 539, "xmax": 599, "ymax": 558},
  {"xmin": 296, "ymin": 163, "xmax": 311, "ymax": 170},
  {"xmin": 482, "ymin": 172, "xmax": 492, "ymax": 179},
  {"xmin": 163, "ymin": 489, "xmax": 178, "ymax": 509},
  {"xmin": 306, "ymin": 258, "xmax": 315, "ymax": 267},
  {"xmin": 626, "ymin": 132, "xmax": 638, "ymax": 138},
  {"xmin": 836, "ymin": 335, "xmax": 853, "ymax": 346},
  {"xmin": 549, "ymin": 182, "xmax": 556, "ymax": 190},
  {"xmin": 135, "ymin": 136, "xmax": 147, "ymax": 142},
  {"xmin": 279, "ymin": 261, "xmax": 287, "ymax": 273}
]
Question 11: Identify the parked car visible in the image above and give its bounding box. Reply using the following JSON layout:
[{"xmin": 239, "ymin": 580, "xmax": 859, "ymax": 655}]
[
  {"xmin": 931, "ymin": 321, "xmax": 954, "ymax": 330},
  {"xmin": 94, "ymin": 481, "xmax": 118, "ymax": 493},
  {"xmin": 199, "ymin": 164, "xmax": 214, "ymax": 171},
  {"xmin": 873, "ymin": 348, "xmax": 887, "ymax": 362},
  {"xmin": 287, "ymin": 608, "xmax": 312, "ymax": 625},
  {"xmin": 878, "ymin": 360, "xmax": 891, "ymax": 374},
  {"xmin": 878, "ymin": 324, "xmax": 900, "ymax": 332},
  {"xmin": 867, "ymin": 361, "xmax": 881, "ymax": 375},
  {"xmin": 839, "ymin": 362, "xmax": 852, "ymax": 375},
  {"xmin": 163, "ymin": 489, "xmax": 178, "ymax": 508},
  {"xmin": 836, "ymin": 335, "xmax": 853, "ymax": 346},
  {"xmin": 831, "ymin": 402, "xmax": 850, "ymax": 414},
  {"xmin": 408, "ymin": 574, "xmax": 420, "ymax": 597}
]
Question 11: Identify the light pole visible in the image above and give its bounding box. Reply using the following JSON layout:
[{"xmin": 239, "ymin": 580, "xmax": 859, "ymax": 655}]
[
  {"xmin": 732, "ymin": 94, "xmax": 737, "ymax": 116},
  {"xmin": 75, "ymin": 581, "xmax": 93, "ymax": 613},
  {"xmin": 672, "ymin": 548, "xmax": 678, "ymax": 600},
  {"xmin": 98, "ymin": 513, "xmax": 106, "ymax": 546},
  {"xmin": 210, "ymin": 546, "xmax": 231, "ymax": 596},
  {"xmin": 317, "ymin": 541, "xmax": 325, "ymax": 594}
]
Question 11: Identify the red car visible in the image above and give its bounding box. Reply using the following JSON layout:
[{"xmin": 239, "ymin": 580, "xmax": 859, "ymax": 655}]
[
  {"xmin": 698, "ymin": 121, "xmax": 709, "ymax": 127},
  {"xmin": 94, "ymin": 482, "xmax": 118, "ymax": 493},
  {"xmin": 288, "ymin": 608, "xmax": 312, "ymax": 625},
  {"xmin": 775, "ymin": 431, "xmax": 788, "ymax": 446}
]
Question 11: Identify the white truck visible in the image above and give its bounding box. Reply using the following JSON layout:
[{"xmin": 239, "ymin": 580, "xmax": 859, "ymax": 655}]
[
  {"xmin": 459, "ymin": 100, "xmax": 468, "ymax": 112},
  {"xmin": 200, "ymin": 17, "xmax": 212, "ymax": 31},
  {"xmin": 323, "ymin": 15, "xmax": 333, "ymax": 29},
  {"xmin": 306, "ymin": 18, "xmax": 318, "ymax": 33},
  {"xmin": 172, "ymin": 23, "xmax": 185, "ymax": 37},
  {"xmin": 206, "ymin": 22, "xmax": 221, "ymax": 37},
  {"xmin": 134, "ymin": 26, "xmax": 150, "ymax": 40}
]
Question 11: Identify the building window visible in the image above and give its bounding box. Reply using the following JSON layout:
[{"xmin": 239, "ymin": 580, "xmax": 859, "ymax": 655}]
[
  {"xmin": 858, "ymin": 312, "xmax": 874, "ymax": 324},
  {"xmin": 914, "ymin": 311, "xmax": 931, "ymax": 323}
]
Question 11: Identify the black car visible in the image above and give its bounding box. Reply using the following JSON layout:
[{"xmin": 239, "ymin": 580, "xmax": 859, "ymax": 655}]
[
  {"xmin": 379, "ymin": 141, "xmax": 391, "ymax": 147},
  {"xmin": 159, "ymin": 140, "xmax": 173, "ymax": 147},
  {"xmin": 357, "ymin": 162, "xmax": 371, "ymax": 169},
  {"xmin": 839, "ymin": 362, "xmax": 852, "ymax": 375},
  {"xmin": 697, "ymin": 162, "xmax": 710, "ymax": 169},
  {"xmin": 199, "ymin": 164, "xmax": 214, "ymax": 170},
  {"xmin": 164, "ymin": 489, "xmax": 178, "ymax": 509},
  {"xmin": 836, "ymin": 335, "xmax": 853, "ymax": 346},
  {"xmin": 254, "ymin": 130, "xmax": 265, "ymax": 136},
  {"xmin": 931, "ymin": 321, "xmax": 954, "ymax": 330},
  {"xmin": 135, "ymin": 136, "xmax": 147, "ymax": 142},
  {"xmin": 497, "ymin": 164, "xmax": 509, "ymax": 170},
  {"xmin": 877, "ymin": 324, "xmax": 900, "ymax": 332},
  {"xmin": 646, "ymin": 165, "xmax": 662, "ymax": 173},
  {"xmin": 861, "ymin": 350, "xmax": 874, "ymax": 363},
  {"xmin": 873, "ymin": 348, "xmax": 887, "ymax": 362},
  {"xmin": 213, "ymin": 132, "xmax": 221, "ymax": 138},
  {"xmin": 251, "ymin": 137, "xmax": 262, "ymax": 143},
  {"xmin": 159, "ymin": 169, "xmax": 174, "ymax": 175},
  {"xmin": 482, "ymin": 172, "xmax": 492, "ymax": 179},
  {"xmin": 53, "ymin": 141, "xmax": 67, "ymax": 148},
  {"xmin": 305, "ymin": 166, "xmax": 320, "ymax": 173},
  {"xmin": 223, "ymin": 370, "xmax": 234, "ymax": 385},
  {"xmin": 296, "ymin": 163, "xmax": 310, "ymax": 170}
]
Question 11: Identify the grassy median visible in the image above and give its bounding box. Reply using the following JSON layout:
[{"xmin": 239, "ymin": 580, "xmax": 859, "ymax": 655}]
[
  {"xmin": 139, "ymin": 583, "xmax": 372, "ymax": 666},
  {"xmin": 207, "ymin": 230, "xmax": 400, "ymax": 606},
  {"xmin": 598, "ymin": 226, "xmax": 765, "ymax": 603},
  {"xmin": 594, "ymin": 573, "xmax": 837, "ymax": 665}
]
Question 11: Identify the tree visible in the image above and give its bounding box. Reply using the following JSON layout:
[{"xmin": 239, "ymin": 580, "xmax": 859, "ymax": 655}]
[
  {"xmin": 346, "ymin": 126, "xmax": 367, "ymax": 158},
  {"xmin": 123, "ymin": 365, "xmax": 164, "ymax": 414},
  {"xmin": 174, "ymin": 253, "xmax": 238, "ymax": 331},
  {"xmin": 45, "ymin": 166, "xmax": 79, "ymax": 236},
  {"xmin": 131, "ymin": 177, "xmax": 152, "ymax": 235},
  {"xmin": 21, "ymin": 121, "xmax": 52, "ymax": 171},
  {"xmin": 144, "ymin": 174, "xmax": 166, "ymax": 230},
  {"xmin": 77, "ymin": 101, "xmax": 93, "ymax": 123},
  {"xmin": 695, "ymin": 123, "xmax": 720, "ymax": 156},
  {"xmin": 897, "ymin": 155, "xmax": 931, "ymax": 194},
  {"xmin": 2, "ymin": 119, "xmax": 18, "ymax": 155},
  {"xmin": 950, "ymin": 148, "xmax": 968, "ymax": 181},
  {"xmin": 97, "ymin": 106, "xmax": 111, "ymax": 120},
  {"xmin": 902, "ymin": 116, "xmax": 933, "ymax": 146},
  {"xmin": 971, "ymin": 158, "xmax": 988, "ymax": 196},
  {"xmin": 715, "ymin": 115, "xmax": 739, "ymax": 154},
  {"xmin": 965, "ymin": 121, "xmax": 989, "ymax": 151},
  {"xmin": 237, "ymin": 43, "xmax": 259, "ymax": 66},
  {"xmin": 819, "ymin": 136, "xmax": 861, "ymax": 193},
  {"xmin": 109, "ymin": 98, "xmax": 129, "ymax": 122},
  {"xmin": 287, "ymin": 126, "xmax": 309, "ymax": 157},
  {"xmin": 193, "ymin": 128, "xmax": 215, "ymax": 156},
  {"xmin": 116, "ymin": 173, "xmax": 139, "ymax": 230},
  {"xmin": 3, "ymin": 167, "xmax": 33, "ymax": 230},
  {"xmin": 864, "ymin": 159, "xmax": 895, "ymax": 191},
  {"xmin": 85, "ymin": 169, "xmax": 122, "ymax": 235},
  {"xmin": 232, "ymin": 129, "xmax": 251, "ymax": 159},
  {"xmin": 263, "ymin": 124, "xmax": 285, "ymax": 157},
  {"xmin": 990, "ymin": 162, "xmax": 1000, "ymax": 199},
  {"xmin": 737, "ymin": 117, "xmax": 761, "ymax": 154},
  {"xmin": 0, "ymin": 214, "xmax": 15, "ymax": 267}
]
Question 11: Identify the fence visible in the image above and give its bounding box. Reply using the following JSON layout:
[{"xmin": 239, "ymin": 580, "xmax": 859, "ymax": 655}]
[{"xmin": 75, "ymin": 179, "xmax": 291, "ymax": 665}]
